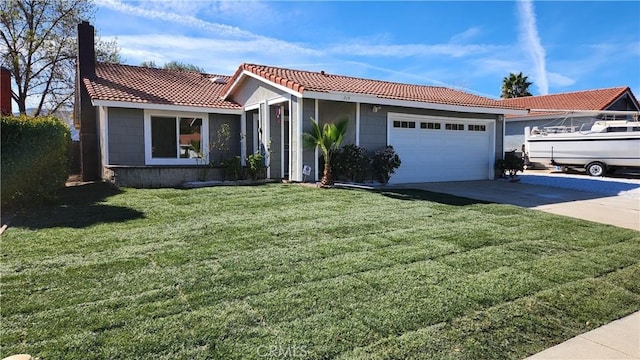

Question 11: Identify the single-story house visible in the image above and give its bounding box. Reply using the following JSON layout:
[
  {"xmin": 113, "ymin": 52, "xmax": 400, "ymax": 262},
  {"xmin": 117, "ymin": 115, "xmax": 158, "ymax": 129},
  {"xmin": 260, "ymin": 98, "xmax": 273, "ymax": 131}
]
[
  {"xmin": 500, "ymin": 87, "xmax": 640, "ymax": 152},
  {"xmin": 75, "ymin": 21, "xmax": 527, "ymax": 187}
]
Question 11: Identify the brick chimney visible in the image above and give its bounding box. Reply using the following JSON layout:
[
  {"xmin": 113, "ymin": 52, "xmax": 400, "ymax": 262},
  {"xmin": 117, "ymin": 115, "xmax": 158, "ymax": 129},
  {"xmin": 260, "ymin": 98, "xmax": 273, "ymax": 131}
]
[
  {"xmin": 1, "ymin": 67, "xmax": 11, "ymax": 116},
  {"xmin": 75, "ymin": 21, "xmax": 100, "ymax": 181}
]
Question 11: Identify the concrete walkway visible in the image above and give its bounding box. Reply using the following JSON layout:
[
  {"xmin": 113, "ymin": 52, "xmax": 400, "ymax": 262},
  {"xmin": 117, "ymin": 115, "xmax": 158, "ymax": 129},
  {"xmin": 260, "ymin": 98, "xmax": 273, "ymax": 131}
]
[
  {"xmin": 525, "ymin": 311, "xmax": 639, "ymax": 359},
  {"xmin": 393, "ymin": 180, "xmax": 639, "ymax": 358},
  {"xmin": 396, "ymin": 180, "xmax": 640, "ymax": 231}
]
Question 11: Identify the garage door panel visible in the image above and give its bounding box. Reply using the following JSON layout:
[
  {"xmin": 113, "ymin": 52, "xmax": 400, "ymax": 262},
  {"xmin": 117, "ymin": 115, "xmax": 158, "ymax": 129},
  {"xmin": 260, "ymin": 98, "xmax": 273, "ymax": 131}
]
[{"xmin": 388, "ymin": 115, "xmax": 493, "ymax": 183}]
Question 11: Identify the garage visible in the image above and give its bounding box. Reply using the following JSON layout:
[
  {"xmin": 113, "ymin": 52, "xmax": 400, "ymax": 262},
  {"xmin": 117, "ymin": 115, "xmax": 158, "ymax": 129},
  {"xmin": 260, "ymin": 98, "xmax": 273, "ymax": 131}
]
[{"xmin": 387, "ymin": 113, "xmax": 494, "ymax": 183}]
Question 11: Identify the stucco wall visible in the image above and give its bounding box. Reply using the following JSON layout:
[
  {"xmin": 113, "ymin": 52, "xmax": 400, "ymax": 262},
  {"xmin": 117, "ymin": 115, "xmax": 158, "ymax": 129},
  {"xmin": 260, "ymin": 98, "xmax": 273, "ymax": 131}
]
[
  {"xmin": 108, "ymin": 107, "xmax": 145, "ymax": 166},
  {"xmin": 209, "ymin": 113, "xmax": 242, "ymax": 165},
  {"xmin": 317, "ymin": 100, "xmax": 357, "ymax": 145},
  {"xmin": 105, "ymin": 166, "xmax": 224, "ymax": 188},
  {"xmin": 358, "ymin": 103, "xmax": 387, "ymax": 151},
  {"xmin": 231, "ymin": 77, "xmax": 283, "ymax": 106}
]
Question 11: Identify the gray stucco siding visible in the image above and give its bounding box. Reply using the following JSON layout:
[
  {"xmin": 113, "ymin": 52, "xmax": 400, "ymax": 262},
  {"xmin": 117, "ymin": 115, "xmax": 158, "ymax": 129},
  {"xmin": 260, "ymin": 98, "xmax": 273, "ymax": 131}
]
[
  {"xmin": 317, "ymin": 100, "xmax": 357, "ymax": 145},
  {"xmin": 358, "ymin": 103, "xmax": 388, "ymax": 151},
  {"xmin": 108, "ymin": 107, "xmax": 145, "ymax": 166},
  {"xmin": 208, "ymin": 113, "xmax": 242, "ymax": 165},
  {"xmin": 231, "ymin": 77, "xmax": 285, "ymax": 106}
]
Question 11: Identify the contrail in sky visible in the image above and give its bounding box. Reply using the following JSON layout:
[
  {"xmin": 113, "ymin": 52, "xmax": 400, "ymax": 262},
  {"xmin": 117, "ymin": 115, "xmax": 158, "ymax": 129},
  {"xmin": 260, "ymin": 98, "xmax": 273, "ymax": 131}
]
[{"xmin": 518, "ymin": 0, "xmax": 549, "ymax": 95}]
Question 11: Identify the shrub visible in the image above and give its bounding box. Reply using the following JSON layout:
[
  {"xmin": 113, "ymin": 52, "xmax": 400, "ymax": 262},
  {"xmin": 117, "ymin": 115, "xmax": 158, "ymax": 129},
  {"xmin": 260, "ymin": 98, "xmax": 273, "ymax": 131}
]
[
  {"xmin": 246, "ymin": 152, "xmax": 266, "ymax": 180},
  {"xmin": 496, "ymin": 150, "xmax": 525, "ymax": 179},
  {"xmin": 371, "ymin": 146, "xmax": 401, "ymax": 185},
  {"xmin": 222, "ymin": 156, "xmax": 244, "ymax": 181},
  {"xmin": 335, "ymin": 144, "xmax": 370, "ymax": 182},
  {"xmin": 1, "ymin": 115, "xmax": 71, "ymax": 207}
]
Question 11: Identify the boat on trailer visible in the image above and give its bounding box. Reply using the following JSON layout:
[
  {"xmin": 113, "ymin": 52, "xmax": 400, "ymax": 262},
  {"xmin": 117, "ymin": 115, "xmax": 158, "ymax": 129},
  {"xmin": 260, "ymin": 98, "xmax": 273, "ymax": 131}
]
[{"xmin": 524, "ymin": 113, "xmax": 640, "ymax": 176}]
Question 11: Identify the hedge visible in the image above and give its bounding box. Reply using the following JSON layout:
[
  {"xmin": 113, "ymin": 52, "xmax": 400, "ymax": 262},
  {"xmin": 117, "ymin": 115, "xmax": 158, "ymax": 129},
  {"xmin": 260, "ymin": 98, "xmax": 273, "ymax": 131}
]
[{"xmin": 1, "ymin": 115, "xmax": 72, "ymax": 208}]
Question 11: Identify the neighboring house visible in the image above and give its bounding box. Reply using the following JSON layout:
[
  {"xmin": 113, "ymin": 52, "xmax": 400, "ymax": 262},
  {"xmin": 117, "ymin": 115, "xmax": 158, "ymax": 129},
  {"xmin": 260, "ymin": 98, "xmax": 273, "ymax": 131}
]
[
  {"xmin": 500, "ymin": 87, "xmax": 640, "ymax": 152},
  {"xmin": 75, "ymin": 21, "xmax": 526, "ymax": 187}
]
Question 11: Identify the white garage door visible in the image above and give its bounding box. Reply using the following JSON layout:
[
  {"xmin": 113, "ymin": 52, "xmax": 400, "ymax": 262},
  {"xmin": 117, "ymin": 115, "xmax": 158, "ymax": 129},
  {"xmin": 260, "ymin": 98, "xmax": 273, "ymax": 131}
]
[{"xmin": 388, "ymin": 113, "xmax": 494, "ymax": 184}]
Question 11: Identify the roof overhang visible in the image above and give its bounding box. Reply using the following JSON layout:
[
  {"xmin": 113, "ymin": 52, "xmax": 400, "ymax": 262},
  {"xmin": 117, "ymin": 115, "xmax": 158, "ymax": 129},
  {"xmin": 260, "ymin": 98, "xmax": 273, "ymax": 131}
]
[
  {"xmin": 91, "ymin": 99, "xmax": 243, "ymax": 115},
  {"xmin": 304, "ymin": 91, "xmax": 528, "ymax": 116},
  {"xmin": 223, "ymin": 70, "xmax": 303, "ymax": 100}
]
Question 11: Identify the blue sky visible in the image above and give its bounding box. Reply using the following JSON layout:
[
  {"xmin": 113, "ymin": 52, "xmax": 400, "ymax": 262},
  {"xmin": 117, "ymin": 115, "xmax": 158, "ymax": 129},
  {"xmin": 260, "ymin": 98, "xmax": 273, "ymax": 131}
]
[{"xmin": 94, "ymin": 0, "xmax": 640, "ymax": 99}]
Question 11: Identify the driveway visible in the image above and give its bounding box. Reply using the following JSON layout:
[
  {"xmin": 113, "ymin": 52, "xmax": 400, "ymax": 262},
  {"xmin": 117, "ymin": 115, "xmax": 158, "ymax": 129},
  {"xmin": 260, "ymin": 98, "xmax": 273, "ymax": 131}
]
[{"xmin": 394, "ymin": 179, "xmax": 640, "ymax": 231}]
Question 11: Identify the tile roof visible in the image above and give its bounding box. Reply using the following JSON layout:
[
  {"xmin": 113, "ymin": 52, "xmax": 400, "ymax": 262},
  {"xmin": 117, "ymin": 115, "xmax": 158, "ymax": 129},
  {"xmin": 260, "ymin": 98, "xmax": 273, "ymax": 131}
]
[
  {"xmin": 83, "ymin": 63, "xmax": 241, "ymax": 110},
  {"xmin": 226, "ymin": 63, "xmax": 524, "ymax": 110},
  {"xmin": 500, "ymin": 87, "xmax": 635, "ymax": 118}
]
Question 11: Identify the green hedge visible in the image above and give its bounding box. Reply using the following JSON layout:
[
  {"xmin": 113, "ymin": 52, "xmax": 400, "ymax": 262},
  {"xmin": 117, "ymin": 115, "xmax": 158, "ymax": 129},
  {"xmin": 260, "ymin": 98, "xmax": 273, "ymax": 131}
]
[{"xmin": 1, "ymin": 115, "xmax": 71, "ymax": 207}]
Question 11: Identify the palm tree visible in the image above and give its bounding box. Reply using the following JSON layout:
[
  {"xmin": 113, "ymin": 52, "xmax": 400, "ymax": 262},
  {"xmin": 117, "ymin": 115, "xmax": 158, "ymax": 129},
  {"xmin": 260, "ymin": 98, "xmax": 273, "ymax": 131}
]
[
  {"xmin": 501, "ymin": 72, "xmax": 533, "ymax": 98},
  {"xmin": 302, "ymin": 117, "xmax": 349, "ymax": 187}
]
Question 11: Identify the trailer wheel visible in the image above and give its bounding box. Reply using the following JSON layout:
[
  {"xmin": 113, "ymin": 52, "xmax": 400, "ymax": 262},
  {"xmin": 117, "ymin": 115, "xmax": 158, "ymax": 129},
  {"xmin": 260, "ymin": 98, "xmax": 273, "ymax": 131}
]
[{"xmin": 586, "ymin": 162, "xmax": 606, "ymax": 177}]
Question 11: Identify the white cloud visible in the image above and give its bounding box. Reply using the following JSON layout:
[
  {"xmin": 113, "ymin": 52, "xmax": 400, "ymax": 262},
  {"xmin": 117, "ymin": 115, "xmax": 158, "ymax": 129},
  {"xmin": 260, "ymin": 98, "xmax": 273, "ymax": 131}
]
[
  {"xmin": 97, "ymin": 0, "xmax": 258, "ymax": 39},
  {"xmin": 547, "ymin": 72, "xmax": 576, "ymax": 87},
  {"xmin": 327, "ymin": 42, "xmax": 501, "ymax": 58},
  {"xmin": 517, "ymin": 0, "xmax": 549, "ymax": 95},
  {"xmin": 450, "ymin": 27, "xmax": 482, "ymax": 43}
]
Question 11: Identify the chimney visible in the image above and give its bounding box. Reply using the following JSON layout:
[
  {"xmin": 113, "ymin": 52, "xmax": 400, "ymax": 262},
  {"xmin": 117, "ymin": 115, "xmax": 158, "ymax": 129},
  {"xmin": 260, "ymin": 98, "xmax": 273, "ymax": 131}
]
[
  {"xmin": 1, "ymin": 67, "xmax": 11, "ymax": 115},
  {"xmin": 77, "ymin": 21, "xmax": 96, "ymax": 79},
  {"xmin": 75, "ymin": 21, "xmax": 100, "ymax": 181}
]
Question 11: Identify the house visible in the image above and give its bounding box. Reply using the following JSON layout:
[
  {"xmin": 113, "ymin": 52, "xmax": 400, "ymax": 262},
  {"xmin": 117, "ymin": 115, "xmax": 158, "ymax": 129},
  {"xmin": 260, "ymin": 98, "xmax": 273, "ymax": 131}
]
[
  {"xmin": 75, "ymin": 21, "xmax": 527, "ymax": 187},
  {"xmin": 500, "ymin": 87, "xmax": 640, "ymax": 153}
]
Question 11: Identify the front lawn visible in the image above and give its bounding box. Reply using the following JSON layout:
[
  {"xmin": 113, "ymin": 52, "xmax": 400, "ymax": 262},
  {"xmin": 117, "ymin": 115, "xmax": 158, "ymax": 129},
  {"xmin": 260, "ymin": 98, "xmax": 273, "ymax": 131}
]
[{"xmin": 1, "ymin": 183, "xmax": 638, "ymax": 359}]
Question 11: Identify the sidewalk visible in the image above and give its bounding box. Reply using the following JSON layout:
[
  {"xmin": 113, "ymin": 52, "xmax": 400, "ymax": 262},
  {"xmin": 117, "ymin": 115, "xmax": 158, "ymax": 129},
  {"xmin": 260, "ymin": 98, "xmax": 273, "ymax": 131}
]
[{"xmin": 525, "ymin": 311, "xmax": 639, "ymax": 359}]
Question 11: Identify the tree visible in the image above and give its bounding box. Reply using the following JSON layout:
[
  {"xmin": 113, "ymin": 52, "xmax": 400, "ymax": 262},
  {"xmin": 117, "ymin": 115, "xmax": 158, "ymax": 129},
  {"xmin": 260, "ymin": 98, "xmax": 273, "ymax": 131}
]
[
  {"xmin": 140, "ymin": 60, "xmax": 204, "ymax": 73},
  {"xmin": 140, "ymin": 60, "xmax": 158, "ymax": 68},
  {"xmin": 0, "ymin": 0, "xmax": 121, "ymax": 116},
  {"xmin": 500, "ymin": 72, "xmax": 533, "ymax": 99},
  {"xmin": 302, "ymin": 117, "xmax": 348, "ymax": 187}
]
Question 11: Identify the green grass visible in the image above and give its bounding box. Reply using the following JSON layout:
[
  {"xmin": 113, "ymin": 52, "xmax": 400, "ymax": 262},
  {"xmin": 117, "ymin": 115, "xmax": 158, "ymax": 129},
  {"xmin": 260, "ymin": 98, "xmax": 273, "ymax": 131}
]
[{"xmin": 1, "ymin": 183, "xmax": 638, "ymax": 359}]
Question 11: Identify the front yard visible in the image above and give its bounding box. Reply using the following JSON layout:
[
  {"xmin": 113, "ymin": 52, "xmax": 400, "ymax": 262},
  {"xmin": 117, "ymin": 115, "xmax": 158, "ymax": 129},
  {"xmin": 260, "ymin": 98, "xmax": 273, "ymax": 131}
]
[{"xmin": 1, "ymin": 183, "xmax": 638, "ymax": 359}]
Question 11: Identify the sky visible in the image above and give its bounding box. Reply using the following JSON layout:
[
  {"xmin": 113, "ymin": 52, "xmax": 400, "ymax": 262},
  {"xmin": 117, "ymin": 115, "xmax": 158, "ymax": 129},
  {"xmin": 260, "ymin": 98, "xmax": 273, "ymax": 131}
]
[{"xmin": 92, "ymin": 0, "xmax": 638, "ymax": 99}]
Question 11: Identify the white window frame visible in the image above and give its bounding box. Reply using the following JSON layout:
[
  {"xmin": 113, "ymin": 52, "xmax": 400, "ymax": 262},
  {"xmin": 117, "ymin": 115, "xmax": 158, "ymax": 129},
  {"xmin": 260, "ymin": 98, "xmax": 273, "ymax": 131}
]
[{"xmin": 143, "ymin": 109, "xmax": 210, "ymax": 165}]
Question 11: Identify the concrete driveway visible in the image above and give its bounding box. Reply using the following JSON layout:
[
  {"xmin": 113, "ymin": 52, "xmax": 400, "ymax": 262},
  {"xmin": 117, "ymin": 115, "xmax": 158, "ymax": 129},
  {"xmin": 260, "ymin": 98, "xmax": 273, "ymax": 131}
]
[{"xmin": 393, "ymin": 180, "xmax": 640, "ymax": 231}]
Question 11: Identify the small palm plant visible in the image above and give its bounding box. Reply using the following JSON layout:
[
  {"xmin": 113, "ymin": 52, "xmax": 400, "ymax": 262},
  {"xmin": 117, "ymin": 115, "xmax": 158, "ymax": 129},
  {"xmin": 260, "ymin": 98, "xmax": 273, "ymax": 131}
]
[{"xmin": 302, "ymin": 117, "xmax": 349, "ymax": 187}]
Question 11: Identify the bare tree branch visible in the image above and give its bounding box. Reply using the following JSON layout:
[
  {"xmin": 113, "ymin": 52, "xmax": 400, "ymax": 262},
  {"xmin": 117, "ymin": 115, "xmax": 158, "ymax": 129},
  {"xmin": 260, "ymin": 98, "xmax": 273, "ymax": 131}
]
[{"xmin": 0, "ymin": 0, "xmax": 119, "ymax": 115}]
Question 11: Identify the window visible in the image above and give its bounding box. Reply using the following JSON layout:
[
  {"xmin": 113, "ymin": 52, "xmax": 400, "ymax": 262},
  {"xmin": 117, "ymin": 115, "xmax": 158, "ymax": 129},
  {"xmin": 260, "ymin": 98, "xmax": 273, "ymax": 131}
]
[
  {"xmin": 606, "ymin": 127, "xmax": 628, "ymax": 133},
  {"xmin": 420, "ymin": 122, "xmax": 441, "ymax": 129},
  {"xmin": 468, "ymin": 124, "xmax": 486, "ymax": 131},
  {"xmin": 445, "ymin": 123, "xmax": 464, "ymax": 130},
  {"xmin": 393, "ymin": 120, "xmax": 416, "ymax": 128},
  {"xmin": 145, "ymin": 111, "xmax": 209, "ymax": 165}
]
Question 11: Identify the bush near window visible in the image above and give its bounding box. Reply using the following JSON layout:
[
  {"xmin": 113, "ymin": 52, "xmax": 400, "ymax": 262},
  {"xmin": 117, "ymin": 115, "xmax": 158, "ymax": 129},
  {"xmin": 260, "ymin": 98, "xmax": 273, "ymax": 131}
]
[
  {"xmin": 371, "ymin": 146, "xmax": 402, "ymax": 185},
  {"xmin": 1, "ymin": 115, "xmax": 71, "ymax": 207},
  {"xmin": 222, "ymin": 156, "xmax": 245, "ymax": 181},
  {"xmin": 335, "ymin": 144, "xmax": 370, "ymax": 182},
  {"xmin": 246, "ymin": 152, "xmax": 266, "ymax": 180}
]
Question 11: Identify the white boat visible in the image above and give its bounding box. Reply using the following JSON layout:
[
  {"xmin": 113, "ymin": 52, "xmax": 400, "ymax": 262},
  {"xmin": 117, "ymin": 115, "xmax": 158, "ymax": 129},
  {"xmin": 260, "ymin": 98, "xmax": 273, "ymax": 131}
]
[{"xmin": 524, "ymin": 119, "xmax": 640, "ymax": 176}]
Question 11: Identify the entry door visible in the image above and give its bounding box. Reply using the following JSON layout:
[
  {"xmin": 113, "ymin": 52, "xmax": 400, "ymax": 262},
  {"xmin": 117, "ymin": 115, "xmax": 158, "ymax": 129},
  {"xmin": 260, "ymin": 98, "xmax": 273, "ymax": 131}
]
[{"xmin": 253, "ymin": 112, "xmax": 261, "ymax": 154}]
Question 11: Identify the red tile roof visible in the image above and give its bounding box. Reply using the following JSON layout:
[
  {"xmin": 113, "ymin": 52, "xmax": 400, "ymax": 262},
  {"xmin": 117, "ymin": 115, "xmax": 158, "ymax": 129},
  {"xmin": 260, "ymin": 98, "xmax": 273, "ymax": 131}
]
[
  {"xmin": 83, "ymin": 63, "xmax": 241, "ymax": 110},
  {"xmin": 500, "ymin": 87, "xmax": 636, "ymax": 118},
  {"xmin": 226, "ymin": 63, "xmax": 524, "ymax": 110}
]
